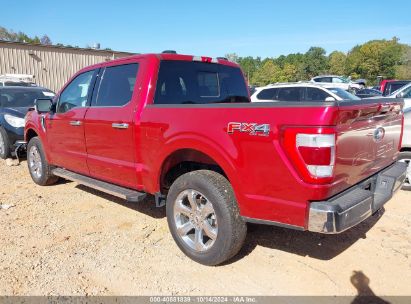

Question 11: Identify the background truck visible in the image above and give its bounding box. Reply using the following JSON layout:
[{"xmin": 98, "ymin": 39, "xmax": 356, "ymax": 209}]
[{"xmin": 24, "ymin": 53, "xmax": 407, "ymax": 265}]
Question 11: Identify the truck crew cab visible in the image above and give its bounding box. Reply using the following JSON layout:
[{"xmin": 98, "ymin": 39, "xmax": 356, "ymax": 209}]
[{"xmin": 25, "ymin": 52, "xmax": 407, "ymax": 265}]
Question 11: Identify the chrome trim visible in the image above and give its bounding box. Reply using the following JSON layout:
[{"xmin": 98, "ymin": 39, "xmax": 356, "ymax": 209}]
[
  {"xmin": 69, "ymin": 120, "xmax": 82, "ymax": 126},
  {"xmin": 112, "ymin": 123, "xmax": 129, "ymax": 129},
  {"xmin": 308, "ymin": 162, "xmax": 407, "ymax": 234}
]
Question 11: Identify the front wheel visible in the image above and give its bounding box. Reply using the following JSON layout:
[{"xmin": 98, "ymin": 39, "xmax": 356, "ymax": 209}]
[
  {"xmin": 166, "ymin": 170, "xmax": 247, "ymax": 266},
  {"xmin": 27, "ymin": 137, "xmax": 59, "ymax": 186},
  {"xmin": 0, "ymin": 127, "xmax": 11, "ymax": 159},
  {"xmin": 398, "ymin": 151, "xmax": 411, "ymax": 191}
]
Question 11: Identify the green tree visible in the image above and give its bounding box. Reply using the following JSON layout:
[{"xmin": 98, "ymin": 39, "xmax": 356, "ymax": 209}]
[
  {"xmin": 346, "ymin": 38, "xmax": 405, "ymax": 83},
  {"xmin": 328, "ymin": 51, "xmax": 347, "ymax": 75},
  {"xmin": 251, "ymin": 60, "xmax": 281, "ymax": 86},
  {"xmin": 282, "ymin": 63, "xmax": 298, "ymax": 82},
  {"xmin": 395, "ymin": 45, "xmax": 411, "ymax": 79},
  {"xmin": 238, "ymin": 56, "xmax": 261, "ymax": 83},
  {"xmin": 302, "ymin": 47, "xmax": 328, "ymax": 78}
]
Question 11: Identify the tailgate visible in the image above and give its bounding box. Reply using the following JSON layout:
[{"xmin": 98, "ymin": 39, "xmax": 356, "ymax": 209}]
[{"xmin": 335, "ymin": 99, "xmax": 403, "ymax": 187}]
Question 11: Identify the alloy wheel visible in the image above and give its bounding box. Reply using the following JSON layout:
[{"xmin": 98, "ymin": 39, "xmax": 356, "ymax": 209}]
[
  {"xmin": 28, "ymin": 145, "xmax": 43, "ymax": 179},
  {"xmin": 173, "ymin": 189, "xmax": 218, "ymax": 252}
]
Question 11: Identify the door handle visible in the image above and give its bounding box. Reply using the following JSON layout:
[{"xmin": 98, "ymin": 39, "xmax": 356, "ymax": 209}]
[
  {"xmin": 69, "ymin": 120, "xmax": 82, "ymax": 126},
  {"xmin": 112, "ymin": 123, "xmax": 129, "ymax": 129}
]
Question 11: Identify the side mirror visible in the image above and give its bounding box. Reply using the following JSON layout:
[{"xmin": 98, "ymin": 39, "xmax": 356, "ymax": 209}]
[
  {"xmin": 325, "ymin": 96, "xmax": 336, "ymax": 102},
  {"xmin": 35, "ymin": 98, "xmax": 53, "ymax": 114},
  {"xmin": 397, "ymin": 92, "xmax": 405, "ymax": 98}
]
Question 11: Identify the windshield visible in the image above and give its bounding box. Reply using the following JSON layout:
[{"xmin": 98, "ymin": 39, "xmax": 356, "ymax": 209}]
[
  {"xmin": 0, "ymin": 89, "xmax": 55, "ymax": 108},
  {"xmin": 327, "ymin": 87, "xmax": 361, "ymax": 100},
  {"xmin": 340, "ymin": 77, "xmax": 350, "ymax": 83},
  {"xmin": 154, "ymin": 60, "xmax": 250, "ymax": 104}
]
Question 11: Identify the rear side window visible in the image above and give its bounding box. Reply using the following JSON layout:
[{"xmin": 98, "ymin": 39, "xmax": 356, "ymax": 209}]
[
  {"xmin": 94, "ymin": 63, "xmax": 139, "ymax": 107},
  {"xmin": 277, "ymin": 87, "xmax": 303, "ymax": 102},
  {"xmin": 315, "ymin": 77, "xmax": 331, "ymax": 83},
  {"xmin": 305, "ymin": 87, "xmax": 331, "ymax": 101},
  {"xmin": 154, "ymin": 60, "xmax": 249, "ymax": 104},
  {"xmin": 256, "ymin": 88, "xmax": 278, "ymax": 100}
]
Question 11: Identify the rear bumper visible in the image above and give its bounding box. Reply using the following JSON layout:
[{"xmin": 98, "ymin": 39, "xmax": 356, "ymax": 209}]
[{"xmin": 308, "ymin": 161, "xmax": 407, "ymax": 234}]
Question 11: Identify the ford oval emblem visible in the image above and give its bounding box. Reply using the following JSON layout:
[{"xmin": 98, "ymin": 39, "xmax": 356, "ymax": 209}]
[{"xmin": 373, "ymin": 127, "xmax": 385, "ymax": 142}]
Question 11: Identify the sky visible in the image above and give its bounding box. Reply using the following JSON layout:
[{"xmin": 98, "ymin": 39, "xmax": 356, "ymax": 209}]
[{"xmin": 2, "ymin": 0, "xmax": 411, "ymax": 58}]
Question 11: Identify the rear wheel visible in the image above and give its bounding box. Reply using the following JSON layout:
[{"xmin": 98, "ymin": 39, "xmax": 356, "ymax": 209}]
[
  {"xmin": 399, "ymin": 151, "xmax": 411, "ymax": 191},
  {"xmin": 166, "ymin": 170, "xmax": 247, "ymax": 266},
  {"xmin": 0, "ymin": 127, "xmax": 11, "ymax": 159},
  {"xmin": 27, "ymin": 137, "xmax": 59, "ymax": 186}
]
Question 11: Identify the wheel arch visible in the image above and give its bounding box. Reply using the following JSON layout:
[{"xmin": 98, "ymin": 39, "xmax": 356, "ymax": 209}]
[
  {"xmin": 25, "ymin": 128, "xmax": 38, "ymax": 143},
  {"xmin": 159, "ymin": 148, "xmax": 234, "ymax": 194}
]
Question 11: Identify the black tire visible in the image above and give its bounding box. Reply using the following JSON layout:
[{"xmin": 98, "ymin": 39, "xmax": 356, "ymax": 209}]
[
  {"xmin": 398, "ymin": 151, "xmax": 411, "ymax": 191},
  {"xmin": 0, "ymin": 127, "xmax": 11, "ymax": 159},
  {"xmin": 27, "ymin": 137, "xmax": 59, "ymax": 186},
  {"xmin": 166, "ymin": 170, "xmax": 247, "ymax": 266}
]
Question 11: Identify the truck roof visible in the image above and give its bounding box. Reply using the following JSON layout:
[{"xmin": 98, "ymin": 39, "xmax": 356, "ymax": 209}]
[{"xmin": 84, "ymin": 53, "xmax": 239, "ymax": 71}]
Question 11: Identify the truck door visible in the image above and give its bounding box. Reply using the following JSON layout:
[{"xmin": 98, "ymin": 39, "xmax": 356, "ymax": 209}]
[
  {"xmin": 84, "ymin": 62, "xmax": 140, "ymax": 189},
  {"xmin": 46, "ymin": 69, "xmax": 97, "ymax": 175}
]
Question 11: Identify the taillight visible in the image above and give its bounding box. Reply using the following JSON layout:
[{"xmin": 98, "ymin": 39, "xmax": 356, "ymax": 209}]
[{"xmin": 281, "ymin": 127, "xmax": 336, "ymax": 184}]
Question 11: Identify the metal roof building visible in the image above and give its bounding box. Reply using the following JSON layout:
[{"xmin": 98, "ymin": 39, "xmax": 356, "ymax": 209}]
[{"xmin": 0, "ymin": 40, "xmax": 134, "ymax": 92}]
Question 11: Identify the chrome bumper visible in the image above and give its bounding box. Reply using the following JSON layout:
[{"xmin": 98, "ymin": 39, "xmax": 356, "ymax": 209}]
[{"xmin": 308, "ymin": 161, "xmax": 407, "ymax": 234}]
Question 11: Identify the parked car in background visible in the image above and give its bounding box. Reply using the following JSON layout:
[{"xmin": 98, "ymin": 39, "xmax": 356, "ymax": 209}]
[
  {"xmin": 0, "ymin": 74, "xmax": 37, "ymax": 87},
  {"xmin": 251, "ymin": 83, "xmax": 360, "ymax": 102},
  {"xmin": 0, "ymin": 86, "xmax": 55, "ymax": 159},
  {"xmin": 355, "ymin": 88, "xmax": 382, "ymax": 99},
  {"xmin": 311, "ymin": 75, "xmax": 365, "ymax": 92},
  {"xmin": 382, "ymin": 80, "xmax": 410, "ymax": 96},
  {"xmin": 386, "ymin": 82, "xmax": 411, "ymax": 109},
  {"xmin": 399, "ymin": 107, "xmax": 411, "ymax": 190}
]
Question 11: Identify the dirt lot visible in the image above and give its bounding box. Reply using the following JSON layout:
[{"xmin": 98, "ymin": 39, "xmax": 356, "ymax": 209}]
[{"xmin": 0, "ymin": 159, "xmax": 410, "ymax": 296}]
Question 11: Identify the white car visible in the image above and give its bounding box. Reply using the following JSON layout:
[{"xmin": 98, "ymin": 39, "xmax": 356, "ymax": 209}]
[
  {"xmin": 251, "ymin": 83, "xmax": 360, "ymax": 103},
  {"xmin": 399, "ymin": 107, "xmax": 411, "ymax": 190},
  {"xmin": 311, "ymin": 75, "xmax": 364, "ymax": 92},
  {"xmin": 387, "ymin": 82, "xmax": 411, "ymax": 110}
]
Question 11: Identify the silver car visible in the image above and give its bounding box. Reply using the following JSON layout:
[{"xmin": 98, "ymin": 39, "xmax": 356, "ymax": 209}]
[
  {"xmin": 399, "ymin": 107, "xmax": 411, "ymax": 190},
  {"xmin": 388, "ymin": 82, "xmax": 411, "ymax": 109}
]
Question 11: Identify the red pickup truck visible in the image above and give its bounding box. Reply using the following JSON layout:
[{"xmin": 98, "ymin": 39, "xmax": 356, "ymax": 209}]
[{"xmin": 24, "ymin": 52, "xmax": 407, "ymax": 265}]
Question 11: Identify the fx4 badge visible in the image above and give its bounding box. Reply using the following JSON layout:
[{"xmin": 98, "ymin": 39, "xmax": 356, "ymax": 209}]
[{"xmin": 227, "ymin": 122, "xmax": 270, "ymax": 136}]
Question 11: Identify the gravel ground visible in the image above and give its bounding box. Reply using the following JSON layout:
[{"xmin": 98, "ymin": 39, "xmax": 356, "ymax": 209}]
[{"xmin": 0, "ymin": 159, "xmax": 410, "ymax": 296}]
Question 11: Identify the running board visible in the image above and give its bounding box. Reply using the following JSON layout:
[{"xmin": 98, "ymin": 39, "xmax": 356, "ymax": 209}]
[{"xmin": 52, "ymin": 168, "xmax": 146, "ymax": 202}]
